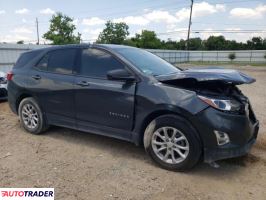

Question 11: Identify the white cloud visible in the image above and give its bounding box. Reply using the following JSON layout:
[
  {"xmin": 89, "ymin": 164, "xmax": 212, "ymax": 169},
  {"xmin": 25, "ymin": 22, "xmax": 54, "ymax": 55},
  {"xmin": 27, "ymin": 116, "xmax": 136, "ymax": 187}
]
[
  {"xmin": 12, "ymin": 27, "xmax": 33, "ymax": 34},
  {"xmin": 80, "ymin": 2, "xmax": 225, "ymax": 29},
  {"xmin": 113, "ymin": 16, "xmax": 149, "ymax": 26},
  {"xmin": 83, "ymin": 28, "xmax": 102, "ymax": 35},
  {"xmin": 40, "ymin": 8, "xmax": 55, "ymax": 15},
  {"xmin": 230, "ymin": 5, "xmax": 266, "ymax": 19},
  {"xmin": 0, "ymin": 34, "xmax": 31, "ymax": 43},
  {"xmin": 0, "ymin": 10, "xmax": 6, "ymax": 15},
  {"xmin": 73, "ymin": 19, "xmax": 79, "ymax": 26},
  {"xmin": 194, "ymin": 2, "xmax": 225, "ymax": 16},
  {"xmin": 176, "ymin": 2, "xmax": 226, "ymax": 22},
  {"xmin": 127, "ymin": 29, "xmax": 144, "ymax": 38},
  {"xmin": 164, "ymin": 27, "xmax": 188, "ymax": 41},
  {"xmin": 82, "ymin": 17, "xmax": 105, "ymax": 26},
  {"xmin": 199, "ymin": 28, "xmax": 223, "ymax": 39},
  {"xmin": 15, "ymin": 8, "xmax": 29, "ymax": 14},
  {"xmin": 143, "ymin": 8, "xmax": 150, "ymax": 13},
  {"xmin": 144, "ymin": 10, "xmax": 177, "ymax": 24},
  {"xmin": 175, "ymin": 8, "xmax": 190, "ymax": 22},
  {"xmin": 22, "ymin": 18, "xmax": 27, "ymax": 23},
  {"xmin": 113, "ymin": 11, "xmax": 177, "ymax": 26},
  {"xmin": 82, "ymin": 28, "xmax": 102, "ymax": 42}
]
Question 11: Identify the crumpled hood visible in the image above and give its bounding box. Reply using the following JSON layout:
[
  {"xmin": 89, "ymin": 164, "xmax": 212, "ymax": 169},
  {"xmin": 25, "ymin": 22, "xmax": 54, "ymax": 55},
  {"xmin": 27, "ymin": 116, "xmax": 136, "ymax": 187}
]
[{"xmin": 156, "ymin": 67, "xmax": 256, "ymax": 85}]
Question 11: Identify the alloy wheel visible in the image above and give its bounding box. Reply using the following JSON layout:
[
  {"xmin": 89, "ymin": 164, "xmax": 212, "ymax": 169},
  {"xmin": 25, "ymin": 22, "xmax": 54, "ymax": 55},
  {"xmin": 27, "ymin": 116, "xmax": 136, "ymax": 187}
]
[
  {"xmin": 21, "ymin": 103, "xmax": 39, "ymax": 129},
  {"xmin": 151, "ymin": 127, "xmax": 189, "ymax": 164}
]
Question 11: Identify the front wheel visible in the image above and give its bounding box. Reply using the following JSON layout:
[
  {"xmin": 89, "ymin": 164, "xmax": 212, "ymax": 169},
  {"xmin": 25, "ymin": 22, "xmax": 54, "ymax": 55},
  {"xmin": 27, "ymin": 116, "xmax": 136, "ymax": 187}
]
[
  {"xmin": 143, "ymin": 115, "xmax": 202, "ymax": 171},
  {"xmin": 18, "ymin": 97, "xmax": 49, "ymax": 134}
]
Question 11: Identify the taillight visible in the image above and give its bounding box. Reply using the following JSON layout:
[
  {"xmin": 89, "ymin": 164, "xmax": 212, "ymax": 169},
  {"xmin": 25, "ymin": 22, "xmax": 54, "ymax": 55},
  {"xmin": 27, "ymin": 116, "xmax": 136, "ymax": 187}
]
[{"xmin": 7, "ymin": 71, "xmax": 14, "ymax": 81}]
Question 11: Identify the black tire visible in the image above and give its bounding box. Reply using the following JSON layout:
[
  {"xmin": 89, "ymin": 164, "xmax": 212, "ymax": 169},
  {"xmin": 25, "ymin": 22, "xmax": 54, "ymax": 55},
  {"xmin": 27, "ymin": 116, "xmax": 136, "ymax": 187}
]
[
  {"xmin": 143, "ymin": 114, "xmax": 202, "ymax": 171},
  {"xmin": 18, "ymin": 97, "xmax": 49, "ymax": 134}
]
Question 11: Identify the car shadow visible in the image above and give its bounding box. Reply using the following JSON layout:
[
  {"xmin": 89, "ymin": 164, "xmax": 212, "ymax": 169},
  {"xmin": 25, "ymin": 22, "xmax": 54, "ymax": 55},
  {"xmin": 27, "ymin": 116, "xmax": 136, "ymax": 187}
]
[
  {"xmin": 44, "ymin": 126, "xmax": 260, "ymax": 175},
  {"xmin": 45, "ymin": 126, "xmax": 148, "ymax": 161},
  {"xmin": 0, "ymin": 99, "xmax": 7, "ymax": 103}
]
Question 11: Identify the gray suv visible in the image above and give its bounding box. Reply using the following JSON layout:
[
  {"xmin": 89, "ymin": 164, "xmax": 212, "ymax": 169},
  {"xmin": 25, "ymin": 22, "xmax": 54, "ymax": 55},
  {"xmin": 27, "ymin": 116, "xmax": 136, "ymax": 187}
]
[{"xmin": 7, "ymin": 44, "xmax": 259, "ymax": 171}]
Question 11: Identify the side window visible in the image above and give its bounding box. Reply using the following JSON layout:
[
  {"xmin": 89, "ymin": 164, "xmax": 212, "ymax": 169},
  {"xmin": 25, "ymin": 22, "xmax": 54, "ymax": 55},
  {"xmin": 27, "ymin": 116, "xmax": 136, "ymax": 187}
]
[
  {"xmin": 36, "ymin": 54, "xmax": 48, "ymax": 71},
  {"xmin": 47, "ymin": 49, "xmax": 77, "ymax": 74},
  {"xmin": 35, "ymin": 49, "xmax": 77, "ymax": 74},
  {"xmin": 80, "ymin": 48, "xmax": 124, "ymax": 78}
]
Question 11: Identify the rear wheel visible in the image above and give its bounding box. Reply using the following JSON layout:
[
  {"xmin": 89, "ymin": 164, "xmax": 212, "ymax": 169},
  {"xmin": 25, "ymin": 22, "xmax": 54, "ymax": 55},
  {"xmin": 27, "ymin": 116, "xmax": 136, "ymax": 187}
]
[
  {"xmin": 144, "ymin": 115, "xmax": 202, "ymax": 171},
  {"xmin": 18, "ymin": 97, "xmax": 48, "ymax": 134}
]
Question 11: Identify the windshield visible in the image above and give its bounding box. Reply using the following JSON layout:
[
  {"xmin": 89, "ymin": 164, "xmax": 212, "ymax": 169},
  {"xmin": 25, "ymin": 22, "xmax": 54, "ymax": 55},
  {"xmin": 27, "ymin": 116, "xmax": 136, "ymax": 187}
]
[{"xmin": 116, "ymin": 48, "xmax": 180, "ymax": 76}]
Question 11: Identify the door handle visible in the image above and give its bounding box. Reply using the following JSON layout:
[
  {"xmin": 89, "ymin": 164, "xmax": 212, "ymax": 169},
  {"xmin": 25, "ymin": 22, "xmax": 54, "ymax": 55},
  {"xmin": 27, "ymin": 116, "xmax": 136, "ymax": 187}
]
[
  {"xmin": 77, "ymin": 81, "xmax": 90, "ymax": 87},
  {"xmin": 32, "ymin": 75, "xmax": 41, "ymax": 80}
]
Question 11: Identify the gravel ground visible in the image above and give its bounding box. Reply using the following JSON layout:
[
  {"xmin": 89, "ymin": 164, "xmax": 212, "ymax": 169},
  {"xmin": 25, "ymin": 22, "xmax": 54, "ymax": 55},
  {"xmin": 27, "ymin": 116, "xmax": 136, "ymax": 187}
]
[{"xmin": 0, "ymin": 65, "xmax": 266, "ymax": 200}]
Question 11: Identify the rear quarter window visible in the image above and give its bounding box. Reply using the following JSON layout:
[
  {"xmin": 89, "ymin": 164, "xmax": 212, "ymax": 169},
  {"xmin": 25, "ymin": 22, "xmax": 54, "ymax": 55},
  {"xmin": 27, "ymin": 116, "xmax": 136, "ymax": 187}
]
[{"xmin": 14, "ymin": 51, "xmax": 41, "ymax": 68}]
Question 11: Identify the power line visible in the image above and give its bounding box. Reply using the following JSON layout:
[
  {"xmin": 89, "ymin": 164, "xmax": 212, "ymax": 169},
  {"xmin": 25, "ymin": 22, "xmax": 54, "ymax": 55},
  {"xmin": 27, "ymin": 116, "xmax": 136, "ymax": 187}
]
[
  {"xmin": 195, "ymin": 0, "xmax": 261, "ymax": 4},
  {"xmin": 157, "ymin": 30, "xmax": 266, "ymax": 35},
  {"xmin": 193, "ymin": 22, "xmax": 266, "ymax": 27}
]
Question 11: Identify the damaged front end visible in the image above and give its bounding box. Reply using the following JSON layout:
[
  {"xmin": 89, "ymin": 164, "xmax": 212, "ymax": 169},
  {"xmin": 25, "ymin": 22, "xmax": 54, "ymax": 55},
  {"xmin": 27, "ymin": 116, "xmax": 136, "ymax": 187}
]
[
  {"xmin": 156, "ymin": 68, "xmax": 259, "ymax": 163},
  {"xmin": 156, "ymin": 68, "xmax": 256, "ymax": 116}
]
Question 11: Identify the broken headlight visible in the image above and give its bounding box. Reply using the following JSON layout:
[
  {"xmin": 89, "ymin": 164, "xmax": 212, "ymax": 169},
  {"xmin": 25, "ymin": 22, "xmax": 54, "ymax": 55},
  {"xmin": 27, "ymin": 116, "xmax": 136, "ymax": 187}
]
[{"xmin": 198, "ymin": 95, "xmax": 241, "ymax": 112}]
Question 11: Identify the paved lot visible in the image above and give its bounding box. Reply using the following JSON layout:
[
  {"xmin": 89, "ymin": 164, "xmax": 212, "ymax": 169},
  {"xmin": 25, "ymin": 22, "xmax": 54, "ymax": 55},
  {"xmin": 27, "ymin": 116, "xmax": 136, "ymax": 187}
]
[{"xmin": 0, "ymin": 65, "xmax": 266, "ymax": 200}]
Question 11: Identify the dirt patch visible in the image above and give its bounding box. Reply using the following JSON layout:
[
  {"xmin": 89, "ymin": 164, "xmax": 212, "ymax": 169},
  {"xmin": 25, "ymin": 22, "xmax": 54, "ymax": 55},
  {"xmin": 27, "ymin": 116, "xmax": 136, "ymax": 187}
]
[{"xmin": 1, "ymin": 65, "xmax": 266, "ymax": 200}]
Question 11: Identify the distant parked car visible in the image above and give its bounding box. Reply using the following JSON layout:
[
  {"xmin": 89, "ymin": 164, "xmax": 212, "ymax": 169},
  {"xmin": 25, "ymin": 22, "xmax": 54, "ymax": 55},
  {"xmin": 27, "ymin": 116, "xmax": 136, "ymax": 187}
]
[
  {"xmin": 0, "ymin": 71, "xmax": 7, "ymax": 100},
  {"xmin": 7, "ymin": 44, "xmax": 259, "ymax": 171}
]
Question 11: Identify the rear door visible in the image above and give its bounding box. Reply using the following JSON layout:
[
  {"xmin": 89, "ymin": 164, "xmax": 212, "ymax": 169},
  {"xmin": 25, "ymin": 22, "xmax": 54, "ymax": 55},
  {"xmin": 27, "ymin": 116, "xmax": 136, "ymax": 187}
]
[
  {"xmin": 74, "ymin": 47, "xmax": 136, "ymax": 131},
  {"xmin": 29, "ymin": 48, "xmax": 78, "ymax": 125}
]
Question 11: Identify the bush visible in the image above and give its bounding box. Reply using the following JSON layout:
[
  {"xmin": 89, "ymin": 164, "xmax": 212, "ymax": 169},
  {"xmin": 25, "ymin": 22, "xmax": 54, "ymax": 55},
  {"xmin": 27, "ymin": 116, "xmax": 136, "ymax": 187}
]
[
  {"xmin": 264, "ymin": 53, "xmax": 266, "ymax": 59},
  {"xmin": 228, "ymin": 53, "xmax": 236, "ymax": 62}
]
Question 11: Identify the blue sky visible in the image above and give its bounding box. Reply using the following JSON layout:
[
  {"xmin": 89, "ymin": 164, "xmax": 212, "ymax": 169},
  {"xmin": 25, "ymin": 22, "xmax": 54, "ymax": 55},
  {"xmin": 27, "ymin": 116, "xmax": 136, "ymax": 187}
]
[{"xmin": 0, "ymin": 0, "xmax": 266, "ymax": 43}]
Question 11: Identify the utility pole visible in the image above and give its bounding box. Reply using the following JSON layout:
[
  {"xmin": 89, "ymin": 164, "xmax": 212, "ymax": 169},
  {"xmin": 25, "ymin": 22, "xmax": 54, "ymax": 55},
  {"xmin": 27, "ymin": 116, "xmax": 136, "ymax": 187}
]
[
  {"xmin": 186, "ymin": 0, "xmax": 194, "ymax": 61},
  {"xmin": 36, "ymin": 18, "xmax": 40, "ymax": 45}
]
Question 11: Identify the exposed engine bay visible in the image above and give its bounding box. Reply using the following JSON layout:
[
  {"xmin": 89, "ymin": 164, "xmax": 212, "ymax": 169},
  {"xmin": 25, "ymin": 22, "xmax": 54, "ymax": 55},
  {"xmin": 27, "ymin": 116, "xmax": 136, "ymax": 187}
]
[{"xmin": 160, "ymin": 78, "xmax": 250, "ymax": 115}]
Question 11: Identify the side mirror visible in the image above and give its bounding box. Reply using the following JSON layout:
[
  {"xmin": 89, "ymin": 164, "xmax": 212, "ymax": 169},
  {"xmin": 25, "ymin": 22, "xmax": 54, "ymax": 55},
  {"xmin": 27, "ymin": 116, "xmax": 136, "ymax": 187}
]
[{"xmin": 107, "ymin": 69, "xmax": 135, "ymax": 81}]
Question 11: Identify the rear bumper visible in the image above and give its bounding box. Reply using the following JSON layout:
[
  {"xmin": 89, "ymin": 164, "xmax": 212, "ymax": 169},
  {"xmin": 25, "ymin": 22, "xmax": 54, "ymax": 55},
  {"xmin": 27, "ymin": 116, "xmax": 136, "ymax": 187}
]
[{"xmin": 204, "ymin": 121, "xmax": 259, "ymax": 163}]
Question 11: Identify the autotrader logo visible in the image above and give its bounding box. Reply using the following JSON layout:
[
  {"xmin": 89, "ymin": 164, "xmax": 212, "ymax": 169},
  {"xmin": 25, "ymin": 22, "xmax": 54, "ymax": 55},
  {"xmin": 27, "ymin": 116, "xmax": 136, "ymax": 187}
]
[{"xmin": 0, "ymin": 188, "xmax": 54, "ymax": 199}]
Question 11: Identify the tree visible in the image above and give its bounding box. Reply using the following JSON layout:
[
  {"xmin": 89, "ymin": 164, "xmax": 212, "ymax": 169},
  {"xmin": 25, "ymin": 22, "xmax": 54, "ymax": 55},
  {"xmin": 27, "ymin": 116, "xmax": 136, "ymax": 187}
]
[
  {"xmin": 123, "ymin": 38, "xmax": 137, "ymax": 47},
  {"xmin": 161, "ymin": 39, "xmax": 178, "ymax": 50},
  {"xmin": 203, "ymin": 36, "xmax": 227, "ymax": 50},
  {"xmin": 132, "ymin": 30, "xmax": 161, "ymax": 49},
  {"xmin": 17, "ymin": 40, "xmax": 24, "ymax": 44},
  {"xmin": 188, "ymin": 38, "xmax": 202, "ymax": 50},
  {"xmin": 228, "ymin": 53, "xmax": 236, "ymax": 62},
  {"xmin": 247, "ymin": 37, "xmax": 264, "ymax": 50},
  {"xmin": 43, "ymin": 12, "xmax": 81, "ymax": 45},
  {"xmin": 97, "ymin": 21, "xmax": 129, "ymax": 44}
]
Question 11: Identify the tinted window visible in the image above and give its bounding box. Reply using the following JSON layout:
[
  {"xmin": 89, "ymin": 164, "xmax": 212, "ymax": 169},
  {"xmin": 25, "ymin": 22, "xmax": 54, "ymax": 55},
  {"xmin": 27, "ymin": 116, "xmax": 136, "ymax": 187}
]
[
  {"xmin": 15, "ymin": 50, "xmax": 41, "ymax": 68},
  {"xmin": 80, "ymin": 48, "xmax": 124, "ymax": 78},
  {"xmin": 116, "ymin": 48, "xmax": 180, "ymax": 76},
  {"xmin": 47, "ymin": 49, "xmax": 77, "ymax": 74},
  {"xmin": 36, "ymin": 54, "xmax": 48, "ymax": 71}
]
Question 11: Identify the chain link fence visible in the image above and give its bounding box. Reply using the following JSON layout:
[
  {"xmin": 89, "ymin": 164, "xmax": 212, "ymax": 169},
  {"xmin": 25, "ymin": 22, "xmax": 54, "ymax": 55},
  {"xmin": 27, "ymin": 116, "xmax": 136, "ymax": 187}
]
[
  {"xmin": 1, "ymin": 44, "xmax": 266, "ymax": 72},
  {"xmin": 149, "ymin": 49, "xmax": 266, "ymax": 64}
]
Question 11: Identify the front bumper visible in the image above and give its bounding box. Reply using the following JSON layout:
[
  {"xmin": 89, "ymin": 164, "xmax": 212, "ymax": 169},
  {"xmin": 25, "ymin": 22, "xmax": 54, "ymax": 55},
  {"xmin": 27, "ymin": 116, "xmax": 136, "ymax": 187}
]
[
  {"xmin": 204, "ymin": 121, "xmax": 259, "ymax": 163},
  {"xmin": 192, "ymin": 103, "xmax": 259, "ymax": 163}
]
